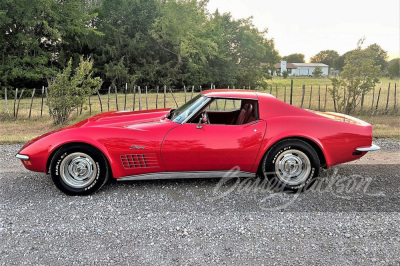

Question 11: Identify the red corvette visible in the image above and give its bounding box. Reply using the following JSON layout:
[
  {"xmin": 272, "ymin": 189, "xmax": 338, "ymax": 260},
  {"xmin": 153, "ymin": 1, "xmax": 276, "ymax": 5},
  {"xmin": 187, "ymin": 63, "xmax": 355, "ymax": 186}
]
[{"xmin": 16, "ymin": 89, "xmax": 379, "ymax": 195}]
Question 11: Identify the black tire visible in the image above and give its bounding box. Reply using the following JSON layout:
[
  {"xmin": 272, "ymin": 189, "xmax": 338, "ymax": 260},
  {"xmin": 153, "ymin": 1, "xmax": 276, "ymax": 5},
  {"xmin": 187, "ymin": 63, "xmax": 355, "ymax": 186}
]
[
  {"xmin": 262, "ymin": 139, "xmax": 320, "ymax": 192},
  {"xmin": 50, "ymin": 144, "xmax": 110, "ymax": 195}
]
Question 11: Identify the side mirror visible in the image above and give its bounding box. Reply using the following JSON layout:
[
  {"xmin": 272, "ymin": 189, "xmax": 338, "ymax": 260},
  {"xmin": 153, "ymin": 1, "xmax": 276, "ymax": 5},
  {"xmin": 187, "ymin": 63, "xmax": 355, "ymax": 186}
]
[{"xmin": 196, "ymin": 112, "xmax": 208, "ymax": 129}]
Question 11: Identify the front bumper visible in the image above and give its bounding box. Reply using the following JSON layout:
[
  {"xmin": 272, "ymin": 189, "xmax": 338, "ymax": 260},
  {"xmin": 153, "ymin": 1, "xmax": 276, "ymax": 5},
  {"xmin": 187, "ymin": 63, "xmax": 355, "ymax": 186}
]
[{"xmin": 356, "ymin": 144, "xmax": 380, "ymax": 152}]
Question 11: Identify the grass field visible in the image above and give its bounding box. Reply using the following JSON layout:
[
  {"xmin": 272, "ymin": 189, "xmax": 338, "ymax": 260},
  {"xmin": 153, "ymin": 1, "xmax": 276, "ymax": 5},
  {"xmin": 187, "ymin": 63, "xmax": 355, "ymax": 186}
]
[{"xmin": 0, "ymin": 77, "xmax": 399, "ymax": 143}]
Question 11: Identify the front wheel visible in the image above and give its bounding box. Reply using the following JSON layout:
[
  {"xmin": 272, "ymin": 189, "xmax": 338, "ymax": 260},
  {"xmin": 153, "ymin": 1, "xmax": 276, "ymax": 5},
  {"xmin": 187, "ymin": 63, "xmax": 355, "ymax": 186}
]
[
  {"xmin": 50, "ymin": 145, "xmax": 110, "ymax": 195},
  {"xmin": 262, "ymin": 139, "xmax": 320, "ymax": 192}
]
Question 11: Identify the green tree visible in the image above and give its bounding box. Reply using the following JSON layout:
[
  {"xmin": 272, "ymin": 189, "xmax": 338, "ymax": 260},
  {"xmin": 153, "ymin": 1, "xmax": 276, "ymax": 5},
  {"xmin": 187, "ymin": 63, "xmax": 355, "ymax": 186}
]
[
  {"xmin": 312, "ymin": 66, "xmax": 323, "ymax": 78},
  {"xmin": 334, "ymin": 51, "xmax": 355, "ymax": 72},
  {"xmin": 47, "ymin": 58, "xmax": 102, "ymax": 124},
  {"xmin": 310, "ymin": 50, "xmax": 339, "ymax": 69},
  {"xmin": 330, "ymin": 44, "xmax": 380, "ymax": 114},
  {"xmin": 152, "ymin": 0, "xmax": 216, "ymax": 86},
  {"xmin": 90, "ymin": 0, "xmax": 161, "ymax": 87},
  {"xmin": 0, "ymin": 0, "xmax": 99, "ymax": 90},
  {"xmin": 282, "ymin": 53, "xmax": 305, "ymax": 63},
  {"xmin": 388, "ymin": 58, "xmax": 400, "ymax": 78},
  {"xmin": 364, "ymin": 43, "xmax": 388, "ymax": 72}
]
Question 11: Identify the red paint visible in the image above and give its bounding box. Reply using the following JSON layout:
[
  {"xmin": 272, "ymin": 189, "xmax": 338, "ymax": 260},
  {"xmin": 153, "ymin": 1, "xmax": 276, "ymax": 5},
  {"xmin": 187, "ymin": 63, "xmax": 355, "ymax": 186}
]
[{"xmin": 17, "ymin": 90, "xmax": 374, "ymax": 179}]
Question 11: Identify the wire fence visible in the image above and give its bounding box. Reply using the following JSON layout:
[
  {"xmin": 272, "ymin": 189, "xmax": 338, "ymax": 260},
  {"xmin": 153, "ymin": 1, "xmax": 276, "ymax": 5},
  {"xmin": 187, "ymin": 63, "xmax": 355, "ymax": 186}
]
[{"xmin": 1, "ymin": 82, "xmax": 398, "ymax": 120}]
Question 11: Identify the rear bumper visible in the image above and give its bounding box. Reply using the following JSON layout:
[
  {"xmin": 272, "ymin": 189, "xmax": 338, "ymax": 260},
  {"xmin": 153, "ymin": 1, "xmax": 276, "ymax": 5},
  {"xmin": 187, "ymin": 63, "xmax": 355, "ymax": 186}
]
[
  {"xmin": 16, "ymin": 154, "xmax": 30, "ymax": 160},
  {"xmin": 356, "ymin": 144, "xmax": 380, "ymax": 152}
]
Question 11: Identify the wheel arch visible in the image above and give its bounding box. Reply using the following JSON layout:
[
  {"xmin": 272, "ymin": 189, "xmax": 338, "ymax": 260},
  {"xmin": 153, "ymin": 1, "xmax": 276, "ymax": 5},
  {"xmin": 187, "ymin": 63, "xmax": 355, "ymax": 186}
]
[
  {"xmin": 256, "ymin": 136, "xmax": 327, "ymax": 173},
  {"xmin": 46, "ymin": 142, "xmax": 113, "ymax": 177}
]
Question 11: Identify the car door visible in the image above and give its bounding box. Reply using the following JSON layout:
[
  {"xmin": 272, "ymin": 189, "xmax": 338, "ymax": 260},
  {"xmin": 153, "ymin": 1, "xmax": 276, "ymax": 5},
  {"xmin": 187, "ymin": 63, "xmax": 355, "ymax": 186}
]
[{"xmin": 160, "ymin": 120, "xmax": 266, "ymax": 172}]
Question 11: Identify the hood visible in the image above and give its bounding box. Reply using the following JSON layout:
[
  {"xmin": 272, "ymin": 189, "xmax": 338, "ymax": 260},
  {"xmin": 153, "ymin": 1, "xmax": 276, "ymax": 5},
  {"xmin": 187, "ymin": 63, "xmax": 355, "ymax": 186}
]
[{"xmin": 75, "ymin": 108, "xmax": 173, "ymax": 129}]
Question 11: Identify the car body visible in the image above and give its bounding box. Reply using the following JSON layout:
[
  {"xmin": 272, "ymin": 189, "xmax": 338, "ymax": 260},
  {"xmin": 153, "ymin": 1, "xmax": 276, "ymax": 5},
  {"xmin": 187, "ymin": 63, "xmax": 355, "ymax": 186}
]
[{"xmin": 16, "ymin": 89, "xmax": 379, "ymax": 195}]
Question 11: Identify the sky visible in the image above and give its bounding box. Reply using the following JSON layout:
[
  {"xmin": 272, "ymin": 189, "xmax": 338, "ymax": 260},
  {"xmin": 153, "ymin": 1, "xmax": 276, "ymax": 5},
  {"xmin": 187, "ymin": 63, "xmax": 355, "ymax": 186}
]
[{"xmin": 207, "ymin": 0, "xmax": 400, "ymax": 62}]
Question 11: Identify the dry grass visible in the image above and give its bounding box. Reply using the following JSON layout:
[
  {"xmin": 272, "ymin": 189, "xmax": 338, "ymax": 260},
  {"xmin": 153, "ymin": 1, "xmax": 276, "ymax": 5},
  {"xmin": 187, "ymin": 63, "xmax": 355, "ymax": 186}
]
[
  {"xmin": 0, "ymin": 118, "xmax": 63, "ymax": 144},
  {"xmin": 358, "ymin": 115, "xmax": 400, "ymax": 141}
]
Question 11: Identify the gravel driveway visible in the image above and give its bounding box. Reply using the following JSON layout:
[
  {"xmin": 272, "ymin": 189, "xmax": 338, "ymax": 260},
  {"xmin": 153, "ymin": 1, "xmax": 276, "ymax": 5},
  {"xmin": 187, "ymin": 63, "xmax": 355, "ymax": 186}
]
[{"xmin": 1, "ymin": 139, "xmax": 399, "ymax": 265}]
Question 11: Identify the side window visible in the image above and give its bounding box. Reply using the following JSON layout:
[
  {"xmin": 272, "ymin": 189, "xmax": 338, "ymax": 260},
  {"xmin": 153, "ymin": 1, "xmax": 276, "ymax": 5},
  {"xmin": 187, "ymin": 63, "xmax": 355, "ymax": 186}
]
[
  {"xmin": 207, "ymin": 99, "xmax": 241, "ymax": 111},
  {"xmin": 195, "ymin": 98, "xmax": 258, "ymax": 125}
]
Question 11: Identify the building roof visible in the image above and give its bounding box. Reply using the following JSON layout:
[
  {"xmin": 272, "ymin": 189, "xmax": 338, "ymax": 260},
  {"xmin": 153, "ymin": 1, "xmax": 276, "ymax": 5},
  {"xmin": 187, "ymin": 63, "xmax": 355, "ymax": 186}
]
[
  {"xmin": 292, "ymin": 63, "xmax": 328, "ymax": 67},
  {"xmin": 274, "ymin": 63, "xmax": 297, "ymax": 69},
  {"xmin": 274, "ymin": 62, "xmax": 329, "ymax": 69}
]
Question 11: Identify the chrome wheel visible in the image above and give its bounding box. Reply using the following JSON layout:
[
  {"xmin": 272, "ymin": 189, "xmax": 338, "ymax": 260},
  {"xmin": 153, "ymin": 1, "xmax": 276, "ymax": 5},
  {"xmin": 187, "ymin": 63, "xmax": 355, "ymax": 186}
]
[
  {"xmin": 60, "ymin": 152, "xmax": 97, "ymax": 189},
  {"xmin": 274, "ymin": 149, "xmax": 311, "ymax": 186}
]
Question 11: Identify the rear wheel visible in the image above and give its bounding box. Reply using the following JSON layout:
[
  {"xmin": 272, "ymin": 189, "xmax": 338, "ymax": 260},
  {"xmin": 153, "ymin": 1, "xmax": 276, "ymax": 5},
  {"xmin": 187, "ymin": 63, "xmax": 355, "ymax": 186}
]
[
  {"xmin": 262, "ymin": 139, "xmax": 320, "ymax": 192},
  {"xmin": 50, "ymin": 145, "xmax": 110, "ymax": 195}
]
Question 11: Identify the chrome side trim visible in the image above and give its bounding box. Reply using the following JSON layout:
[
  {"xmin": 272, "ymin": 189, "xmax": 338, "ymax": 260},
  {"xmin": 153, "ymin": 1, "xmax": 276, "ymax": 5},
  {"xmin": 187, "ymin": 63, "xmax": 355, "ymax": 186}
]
[
  {"xmin": 356, "ymin": 144, "xmax": 381, "ymax": 152},
  {"xmin": 16, "ymin": 154, "xmax": 30, "ymax": 160},
  {"xmin": 117, "ymin": 170, "xmax": 255, "ymax": 181}
]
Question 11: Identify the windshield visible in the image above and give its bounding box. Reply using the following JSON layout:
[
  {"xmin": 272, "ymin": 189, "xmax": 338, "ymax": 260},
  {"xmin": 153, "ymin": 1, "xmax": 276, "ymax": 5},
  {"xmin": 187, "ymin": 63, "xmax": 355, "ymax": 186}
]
[{"xmin": 171, "ymin": 94, "xmax": 209, "ymax": 123}]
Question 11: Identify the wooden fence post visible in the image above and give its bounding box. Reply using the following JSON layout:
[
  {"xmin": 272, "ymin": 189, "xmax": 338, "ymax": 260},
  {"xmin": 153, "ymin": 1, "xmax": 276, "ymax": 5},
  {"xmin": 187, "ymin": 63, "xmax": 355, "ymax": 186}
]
[
  {"xmin": 145, "ymin": 86, "xmax": 148, "ymax": 110},
  {"xmin": 16, "ymin": 89, "xmax": 24, "ymax": 119},
  {"xmin": 290, "ymin": 79, "xmax": 293, "ymax": 105},
  {"xmin": 156, "ymin": 86, "xmax": 159, "ymax": 109},
  {"xmin": 318, "ymin": 85, "xmax": 321, "ymax": 111},
  {"xmin": 138, "ymin": 86, "xmax": 142, "ymax": 110},
  {"xmin": 115, "ymin": 86, "xmax": 119, "ymax": 111},
  {"xmin": 371, "ymin": 86, "xmax": 375, "ymax": 112},
  {"xmin": 107, "ymin": 86, "xmax": 110, "ymax": 112},
  {"xmin": 163, "ymin": 85, "xmax": 166, "ymax": 108},
  {"xmin": 184, "ymin": 85, "xmax": 187, "ymax": 103},
  {"xmin": 124, "ymin": 83, "xmax": 127, "ymax": 111},
  {"xmin": 308, "ymin": 85, "xmax": 313, "ymax": 109},
  {"xmin": 300, "ymin": 85, "xmax": 305, "ymax": 108},
  {"xmin": 4, "ymin": 87, "xmax": 10, "ymax": 117},
  {"xmin": 375, "ymin": 86, "xmax": 382, "ymax": 113},
  {"xmin": 132, "ymin": 85, "xmax": 136, "ymax": 111},
  {"xmin": 96, "ymin": 89, "xmax": 103, "ymax": 113},
  {"xmin": 13, "ymin": 88, "xmax": 18, "ymax": 118},
  {"xmin": 89, "ymin": 93, "xmax": 92, "ymax": 115},
  {"xmin": 269, "ymin": 85, "xmax": 272, "ymax": 94},
  {"xmin": 28, "ymin": 88, "xmax": 36, "ymax": 119},
  {"xmin": 45, "ymin": 87, "xmax": 51, "ymax": 115},
  {"xmin": 360, "ymin": 92, "xmax": 365, "ymax": 111},
  {"xmin": 40, "ymin": 86, "xmax": 44, "ymax": 117},
  {"xmin": 385, "ymin": 83, "xmax": 390, "ymax": 113},
  {"xmin": 275, "ymin": 85, "xmax": 278, "ymax": 98},
  {"xmin": 191, "ymin": 85, "xmax": 194, "ymax": 100},
  {"xmin": 284, "ymin": 86, "xmax": 286, "ymax": 103}
]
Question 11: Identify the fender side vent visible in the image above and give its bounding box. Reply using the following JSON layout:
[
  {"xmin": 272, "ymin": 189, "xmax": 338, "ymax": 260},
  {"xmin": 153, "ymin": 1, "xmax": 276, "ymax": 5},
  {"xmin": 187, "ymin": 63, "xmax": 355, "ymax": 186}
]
[{"xmin": 121, "ymin": 154, "xmax": 159, "ymax": 169}]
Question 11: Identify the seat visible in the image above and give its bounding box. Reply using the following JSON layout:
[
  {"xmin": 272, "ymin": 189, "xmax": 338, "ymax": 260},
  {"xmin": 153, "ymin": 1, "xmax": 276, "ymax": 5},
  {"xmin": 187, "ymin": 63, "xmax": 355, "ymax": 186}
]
[{"xmin": 236, "ymin": 103, "xmax": 253, "ymax": 125}]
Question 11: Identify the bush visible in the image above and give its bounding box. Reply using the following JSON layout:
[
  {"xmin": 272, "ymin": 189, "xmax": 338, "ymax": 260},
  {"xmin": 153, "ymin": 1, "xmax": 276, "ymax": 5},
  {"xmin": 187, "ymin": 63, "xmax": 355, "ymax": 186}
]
[{"xmin": 47, "ymin": 58, "xmax": 102, "ymax": 124}]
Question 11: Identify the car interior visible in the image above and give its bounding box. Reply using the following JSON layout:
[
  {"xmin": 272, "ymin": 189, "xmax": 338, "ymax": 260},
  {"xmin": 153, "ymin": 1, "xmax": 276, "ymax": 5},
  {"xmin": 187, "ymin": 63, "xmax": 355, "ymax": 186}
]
[{"xmin": 190, "ymin": 98, "xmax": 258, "ymax": 125}]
